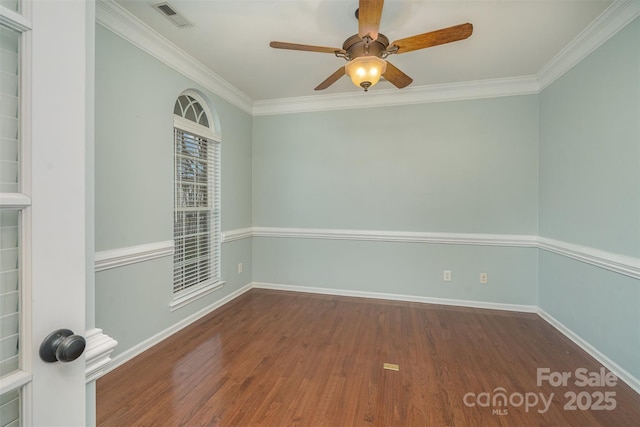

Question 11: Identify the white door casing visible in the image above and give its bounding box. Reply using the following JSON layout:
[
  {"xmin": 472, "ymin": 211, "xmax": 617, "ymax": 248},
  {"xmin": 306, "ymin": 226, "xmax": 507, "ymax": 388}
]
[
  {"xmin": 1, "ymin": 1, "xmax": 120, "ymax": 424},
  {"xmin": 30, "ymin": 0, "xmax": 90, "ymax": 424},
  {"xmin": 0, "ymin": 1, "xmax": 92, "ymax": 425}
]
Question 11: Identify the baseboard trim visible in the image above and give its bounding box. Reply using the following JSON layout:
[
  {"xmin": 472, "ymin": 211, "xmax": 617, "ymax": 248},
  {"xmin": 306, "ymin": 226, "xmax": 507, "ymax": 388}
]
[
  {"xmin": 537, "ymin": 308, "xmax": 640, "ymax": 395},
  {"xmin": 102, "ymin": 282, "xmax": 253, "ymax": 377},
  {"xmin": 98, "ymin": 280, "xmax": 640, "ymax": 397},
  {"xmin": 252, "ymin": 281, "xmax": 537, "ymax": 313}
]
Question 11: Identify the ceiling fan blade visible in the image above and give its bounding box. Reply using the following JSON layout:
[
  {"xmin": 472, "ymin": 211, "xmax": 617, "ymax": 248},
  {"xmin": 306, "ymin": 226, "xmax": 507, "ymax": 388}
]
[
  {"xmin": 382, "ymin": 61, "xmax": 413, "ymax": 89},
  {"xmin": 358, "ymin": 0, "xmax": 384, "ymax": 41},
  {"xmin": 391, "ymin": 23, "xmax": 473, "ymax": 54},
  {"xmin": 315, "ymin": 67, "xmax": 346, "ymax": 91},
  {"xmin": 270, "ymin": 41, "xmax": 344, "ymax": 55}
]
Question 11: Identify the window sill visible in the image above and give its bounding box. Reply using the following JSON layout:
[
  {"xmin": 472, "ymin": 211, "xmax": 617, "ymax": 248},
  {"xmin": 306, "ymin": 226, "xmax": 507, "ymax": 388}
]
[{"xmin": 170, "ymin": 281, "xmax": 225, "ymax": 312}]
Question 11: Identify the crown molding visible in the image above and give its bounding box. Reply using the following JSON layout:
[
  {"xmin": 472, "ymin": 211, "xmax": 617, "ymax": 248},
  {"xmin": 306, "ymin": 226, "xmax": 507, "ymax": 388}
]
[
  {"xmin": 537, "ymin": 0, "xmax": 640, "ymax": 91},
  {"xmin": 95, "ymin": 0, "xmax": 638, "ymax": 116},
  {"xmin": 252, "ymin": 76, "xmax": 539, "ymax": 116},
  {"xmin": 256, "ymin": 0, "xmax": 640, "ymax": 115},
  {"xmin": 95, "ymin": 0, "xmax": 253, "ymax": 115}
]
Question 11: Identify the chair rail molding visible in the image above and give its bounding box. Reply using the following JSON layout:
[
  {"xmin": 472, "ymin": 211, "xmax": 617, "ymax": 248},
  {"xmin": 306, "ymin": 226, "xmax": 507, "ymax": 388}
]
[
  {"xmin": 221, "ymin": 227, "xmax": 253, "ymax": 243},
  {"xmin": 251, "ymin": 226, "xmax": 538, "ymax": 247},
  {"xmin": 537, "ymin": 237, "xmax": 640, "ymax": 279},
  {"xmin": 95, "ymin": 240, "xmax": 174, "ymax": 272},
  {"xmin": 221, "ymin": 226, "xmax": 640, "ymax": 278}
]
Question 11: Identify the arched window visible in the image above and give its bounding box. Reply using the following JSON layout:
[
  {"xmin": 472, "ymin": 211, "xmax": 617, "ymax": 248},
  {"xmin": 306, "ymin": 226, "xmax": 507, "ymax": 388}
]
[
  {"xmin": 174, "ymin": 93, "xmax": 210, "ymax": 128},
  {"xmin": 171, "ymin": 91, "xmax": 221, "ymax": 308}
]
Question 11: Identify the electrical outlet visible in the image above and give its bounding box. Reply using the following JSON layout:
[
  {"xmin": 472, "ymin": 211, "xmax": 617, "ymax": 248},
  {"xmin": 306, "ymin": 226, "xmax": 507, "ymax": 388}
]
[
  {"xmin": 480, "ymin": 273, "xmax": 488, "ymax": 284},
  {"xmin": 237, "ymin": 262, "xmax": 243, "ymax": 274},
  {"xmin": 443, "ymin": 270, "xmax": 452, "ymax": 282}
]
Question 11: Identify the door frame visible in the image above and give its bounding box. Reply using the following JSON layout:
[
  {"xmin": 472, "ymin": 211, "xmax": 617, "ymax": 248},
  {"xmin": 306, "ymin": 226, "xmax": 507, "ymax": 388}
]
[{"xmin": 0, "ymin": 1, "xmax": 98, "ymax": 425}]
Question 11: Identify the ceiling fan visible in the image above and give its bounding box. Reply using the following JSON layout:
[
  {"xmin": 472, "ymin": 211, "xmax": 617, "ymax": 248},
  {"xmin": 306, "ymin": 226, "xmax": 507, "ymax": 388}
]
[{"xmin": 270, "ymin": 0, "xmax": 473, "ymax": 92}]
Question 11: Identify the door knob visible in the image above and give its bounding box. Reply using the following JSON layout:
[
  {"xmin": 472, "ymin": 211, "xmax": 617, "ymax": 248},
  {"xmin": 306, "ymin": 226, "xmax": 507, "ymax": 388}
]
[{"xmin": 39, "ymin": 329, "xmax": 86, "ymax": 363}]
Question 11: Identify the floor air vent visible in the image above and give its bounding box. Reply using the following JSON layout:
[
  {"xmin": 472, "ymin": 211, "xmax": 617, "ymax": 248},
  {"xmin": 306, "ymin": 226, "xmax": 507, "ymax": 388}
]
[{"xmin": 152, "ymin": 2, "xmax": 193, "ymax": 28}]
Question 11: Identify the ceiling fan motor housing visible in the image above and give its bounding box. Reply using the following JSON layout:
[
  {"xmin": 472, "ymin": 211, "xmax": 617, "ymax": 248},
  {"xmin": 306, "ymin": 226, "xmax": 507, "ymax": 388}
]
[{"xmin": 342, "ymin": 33, "xmax": 390, "ymax": 60}]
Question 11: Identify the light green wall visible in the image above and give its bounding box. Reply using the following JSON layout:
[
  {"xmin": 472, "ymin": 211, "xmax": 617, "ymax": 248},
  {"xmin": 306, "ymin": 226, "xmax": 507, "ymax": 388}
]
[
  {"xmin": 539, "ymin": 18, "xmax": 640, "ymax": 258},
  {"xmin": 253, "ymin": 96, "xmax": 539, "ymax": 234},
  {"xmin": 539, "ymin": 18, "xmax": 640, "ymax": 378},
  {"xmin": 95, "ymin": 24, "xmax": 252, "ymax": 358},
  {"xmin": 252, "ymin": 96, "xmax": 540, "ymax": 305},
  {"xmin": 95, "ymin": 238, "xmax": 252, "ymax": 357},
  {"xmin": 95, "ymin": 26, "xmax": 252, "ymax": 251},
  {"xmin": 254, "ymin": 238, "xmax": 538, "ymax": 305},
  {"xmin": 539, "ymin": 252, "xmax": 639, "ymax": 379}
]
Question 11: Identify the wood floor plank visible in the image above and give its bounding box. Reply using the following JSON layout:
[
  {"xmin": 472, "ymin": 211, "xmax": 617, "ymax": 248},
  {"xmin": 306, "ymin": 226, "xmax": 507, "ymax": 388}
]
[{"xmin": 97, "ymin": 289, "xmax": 640, "ymax": 426}]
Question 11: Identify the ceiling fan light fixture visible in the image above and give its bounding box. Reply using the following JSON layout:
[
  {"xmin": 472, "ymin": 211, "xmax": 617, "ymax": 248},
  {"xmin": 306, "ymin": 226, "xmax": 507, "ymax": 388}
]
[{"xmin": 345, "ymin": 56, "xmax": 387, "ymax": 91}]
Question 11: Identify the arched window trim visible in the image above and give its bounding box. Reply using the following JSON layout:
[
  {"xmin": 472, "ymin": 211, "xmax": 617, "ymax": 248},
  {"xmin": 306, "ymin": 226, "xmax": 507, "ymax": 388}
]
[
  {"xmin": 173, "ymin": 90, "xmax": 219, "ymax": 141},
  {"xmin": 173, "ymin": 115, "xmax": 220, "ymax": 142},
  {"xmin": 171, "ymin": 90, "xmax": 223, "ymax": 310}
]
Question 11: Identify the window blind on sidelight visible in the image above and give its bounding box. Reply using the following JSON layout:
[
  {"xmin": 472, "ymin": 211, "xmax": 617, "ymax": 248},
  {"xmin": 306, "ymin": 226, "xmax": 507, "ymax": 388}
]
[
  {"xmin": 0, "ymin": 210, "xmax": 20, "ymax": 378},
  {"xmin": 0, "ymin": 25, "xmax": 20, "ymax": 193}
]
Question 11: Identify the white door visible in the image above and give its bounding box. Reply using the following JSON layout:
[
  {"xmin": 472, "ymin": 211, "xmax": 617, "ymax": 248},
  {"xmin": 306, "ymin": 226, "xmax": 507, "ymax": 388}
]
[{"xmin": 0, "ymin": 1, "xmax": 93, "ymax": 425}]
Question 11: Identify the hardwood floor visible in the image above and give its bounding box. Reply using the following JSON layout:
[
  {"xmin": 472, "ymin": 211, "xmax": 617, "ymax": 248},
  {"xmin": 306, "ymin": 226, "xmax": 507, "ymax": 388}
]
[{"xmin": 97, "ymin": 289, "xmax": 640, "ymax": 426}]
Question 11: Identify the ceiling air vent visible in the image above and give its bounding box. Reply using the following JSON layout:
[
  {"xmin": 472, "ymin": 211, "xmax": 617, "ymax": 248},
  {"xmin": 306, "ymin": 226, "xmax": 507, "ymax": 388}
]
[{"xmin": 152, "ymin": 2, "xmax": 193, "ymax": 28}]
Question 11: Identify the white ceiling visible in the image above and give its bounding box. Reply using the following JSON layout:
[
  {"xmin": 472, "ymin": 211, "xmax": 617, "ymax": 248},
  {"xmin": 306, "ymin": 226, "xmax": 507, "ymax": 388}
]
[{"xmin": 115, "ymin": 0, "xmax": 612, "ymax": 102}]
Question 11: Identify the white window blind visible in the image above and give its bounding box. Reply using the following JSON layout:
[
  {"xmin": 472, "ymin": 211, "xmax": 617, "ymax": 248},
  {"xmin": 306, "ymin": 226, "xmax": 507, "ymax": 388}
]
[
  {"xmin": 0, "ymin": 25, "xmax": 20, "ymax": 193},
  {"xmin": 0, "ymin": 8, "xmax": 27, "ymax": 427},
  {"xmin": 0, "ymin": 1, "xmax": 20, "ymax": 13},
  {"xmin": 0, "ymin": 389, "xmax": 20, "ymax": 427},
  {"xmin": 173, "ymin": 128, "xmax": 220, "ymax": 295},
  {"xmin": 0, "ymin": 22, "xmax": 20, "ymax": 384},
  {"xmin": 0, "ymin": 210, "xmax": 20, "ymax": 378}
]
